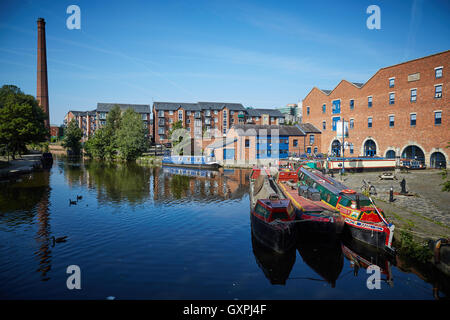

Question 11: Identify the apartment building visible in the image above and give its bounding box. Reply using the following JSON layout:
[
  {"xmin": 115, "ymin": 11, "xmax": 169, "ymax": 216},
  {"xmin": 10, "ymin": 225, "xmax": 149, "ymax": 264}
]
[
  {"xmin": 153, "ymin": 102, "xmax": 284, "ymax": 144},
  {"xmin": 64, "ymin": 103, "xmax": 152, "ymax": 141},
  {"xmin": 302, "ymin": 50, "xmax": 449, "ymax": 168}
]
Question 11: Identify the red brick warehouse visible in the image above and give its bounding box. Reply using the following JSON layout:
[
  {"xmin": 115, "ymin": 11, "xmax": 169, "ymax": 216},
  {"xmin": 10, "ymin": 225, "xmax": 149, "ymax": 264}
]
[{"xmin": 302, "ymin": 50, "xmax": 449, "ymax": 168}]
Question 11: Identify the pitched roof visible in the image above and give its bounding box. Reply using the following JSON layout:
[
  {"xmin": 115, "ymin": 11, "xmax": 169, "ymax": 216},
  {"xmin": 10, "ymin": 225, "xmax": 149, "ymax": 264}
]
[
  {"xmin": 153, "ymin": 102, "xmax": 201, "ymax": 111},
  {"xmin": 246, "ymin": 108, "xmax": 284, "ymax": 117},
  {"xmin": 296, "ymin": 123, "xmax": 321, "ymax": 134},
  {"xmin": 204, "ymin": 138, "xmax": 237, "ymax": 150},
  {"xmin": 231, "ymin": 124, "xmax": 305, "ymax": 136},
  {"xmin": 97, "ymin": 103, "xmax": 150, "ymax": 113},
  {"xmin": 69, "ymin": 110, "xmax": 96, "ymax": 116},
  {"xmin": 198, "ymin": 102, "xmax": 246, "ymax": 111},
  {"xmin": 154, "ymin": 102, "xmax": 246, "ymax": 111}
]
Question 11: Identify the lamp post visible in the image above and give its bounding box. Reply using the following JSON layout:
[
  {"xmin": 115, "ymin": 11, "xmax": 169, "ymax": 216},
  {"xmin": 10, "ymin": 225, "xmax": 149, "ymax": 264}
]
[{"xmin": 341, "ymin": 118, "xmax": 345, "ymax": 176}]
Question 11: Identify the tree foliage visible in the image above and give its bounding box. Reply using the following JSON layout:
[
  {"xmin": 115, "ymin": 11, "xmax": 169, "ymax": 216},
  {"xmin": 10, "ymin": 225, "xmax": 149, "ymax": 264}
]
[
  {"xmin": 116, "ymin": 108, "xmax": 148, "ymax": 161},
  {"xmin": 62, "ymin": 119, "xmax": 83, "ymax": 155},
  {"xmin": 0, "ymin": 85, "xmax": 48, "ymax": 159},
  {"xmin": 84, "ymin": 106, "xmax": 149, "ymax": 161}
]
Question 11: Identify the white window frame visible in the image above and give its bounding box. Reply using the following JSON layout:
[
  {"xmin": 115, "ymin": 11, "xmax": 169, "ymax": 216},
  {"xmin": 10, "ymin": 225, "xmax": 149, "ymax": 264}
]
[
  {"xmin": 389, "ymin": 77, "xmax": 395, "ymax": 88},
  {"xmin": 435, "ymin": 66, "xmax": 443, "ymax": 78}
]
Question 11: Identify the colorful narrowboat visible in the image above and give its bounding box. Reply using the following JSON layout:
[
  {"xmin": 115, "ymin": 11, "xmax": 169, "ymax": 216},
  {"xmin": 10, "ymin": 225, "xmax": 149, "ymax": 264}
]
[
  {"xmin": 297, "ymin": 167, "xmax": 395, "ymax": 253},
  {"xmin": 251, "ymin": 196, "xmax": 297, "ymax": 254},
  {"xmin": 276, "ymin": 165, "xmax": 344, "ymax": 237}
]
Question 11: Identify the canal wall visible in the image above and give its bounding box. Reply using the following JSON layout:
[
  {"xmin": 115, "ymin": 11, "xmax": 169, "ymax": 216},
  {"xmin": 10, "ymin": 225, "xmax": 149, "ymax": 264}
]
[{"xmin": 0, "ymin": 154, "xmax": 45, "ymax": 181}]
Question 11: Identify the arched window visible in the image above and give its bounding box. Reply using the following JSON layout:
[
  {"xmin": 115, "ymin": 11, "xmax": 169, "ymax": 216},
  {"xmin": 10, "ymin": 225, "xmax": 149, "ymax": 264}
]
[
  {"xmin": 364, "ymin": 139, "xmax": 377, "ymax": 157},
  {"xmin": 402, "ymin": 145, "xmax": 425, "ymax": 164},
  {"xmin": 331, "ymin": 140, "xmax": 341, "ymax": 157},
  {"xmin": 430, "ymin": 152, "xmax": 446, "ymax": 169},
  {"xmin": 386, "ymin": 150, "xmax": 396, "ymax": 159}
]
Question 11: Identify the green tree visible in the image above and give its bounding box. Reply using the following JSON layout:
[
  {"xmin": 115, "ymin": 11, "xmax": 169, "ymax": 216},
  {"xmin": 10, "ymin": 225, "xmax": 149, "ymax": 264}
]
[
  {"xmin": 62, "ymin": 119, "xmax": 83, "ymax": 155},
  {"xmin": 84, "ymin": 105, "xmax": 123, "ymax": 160},
  {"xmin": 84, "ymin": 128, "xmax": 106, "ymax": 159},
  {"xmin": 116, "ymin": 108, "xmax": 147, "ymax": 161},
  {"xmin": 0, "ymin": 85, "xmax": 48, "ymax": 159},
  {"xmin": 103, "ymin": 105, "xmax": 122, "ymax": 159}
]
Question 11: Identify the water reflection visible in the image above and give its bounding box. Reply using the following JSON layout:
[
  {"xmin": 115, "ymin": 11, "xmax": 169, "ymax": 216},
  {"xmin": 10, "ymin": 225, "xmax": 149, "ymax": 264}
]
[
  {"xmin": 341, "ymin": 238, "xmax": 395, "ymax": 287},
  {"xmin": 251, "ymin": 232, "xmax": 296, "ymax": 285},
  {"xmin": 154, "ymin": 166, "xmax": 251, "ymax": 203},
  {"xmin": 0, "ymin": 170, "xmax": 52, "ymax": 281},
  {"xmin": 296, "ymin": 237, "xmax": 344, "ymax": 288},
  {"xmin": 35, "ymin": 178, "xmax": 52, "ymax": 281},
  {"xmin": 62, "ymin": 160, "xmax": 152, "ymax": 204}
]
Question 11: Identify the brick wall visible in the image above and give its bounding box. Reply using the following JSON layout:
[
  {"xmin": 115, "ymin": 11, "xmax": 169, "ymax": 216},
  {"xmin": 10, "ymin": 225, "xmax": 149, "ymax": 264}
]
[{"xmin": 302, "ymin": 50, "xmax": 450, "ymax": 167}]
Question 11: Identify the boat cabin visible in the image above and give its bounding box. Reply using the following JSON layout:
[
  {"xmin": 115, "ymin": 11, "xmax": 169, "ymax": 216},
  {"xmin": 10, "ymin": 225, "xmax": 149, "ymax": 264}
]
[{"xmin": 253, "ymin": 198, "xmax": 296, "ymax": 223}]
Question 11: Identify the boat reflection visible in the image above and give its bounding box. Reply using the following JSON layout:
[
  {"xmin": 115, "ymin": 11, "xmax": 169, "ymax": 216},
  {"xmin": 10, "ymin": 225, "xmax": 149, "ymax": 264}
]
[
  {"xmin": 251, "ymin": 232, "xmax": 296, "ymax": 285},
  {"xmin": 296, "ymin": 236, "xmax": 344, "ymax": 288},
  {"xmin": 154, "ymin": 167, "xmax": 250, "ymax": 203},
  {"xmin": 341, "ymin": 238, "xmax": 395, "ymax": 287}
]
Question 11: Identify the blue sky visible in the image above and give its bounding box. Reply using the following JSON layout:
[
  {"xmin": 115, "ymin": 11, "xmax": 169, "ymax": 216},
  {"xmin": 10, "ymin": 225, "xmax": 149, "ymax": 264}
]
[{"xmin": 0, "ymin": 0, "xmax": 449, "ymax": 125}]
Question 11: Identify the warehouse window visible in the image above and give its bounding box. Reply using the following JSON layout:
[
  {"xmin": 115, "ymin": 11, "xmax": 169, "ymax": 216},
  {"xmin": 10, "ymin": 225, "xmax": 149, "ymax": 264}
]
[
  {"xmin": 322, "ymin": 104, "xmax": 326, "ymax": 113},
  {"xmin": 322, "ymin": 121, "xmax": 326, "ymax": 130},
  {"xmin": 389, "ymin": 115, "xmax": 395, "ymax": 127},
  {"xmin": 435, "ymin": 85, "xmax": 442, "ymax": 98},
  {"xmin": 411, "ymin": 89, "xmax": 417, "ymax": 102},
  {"xmin": 435, "ymin": 111, "xmax": 442, "ymax": 125},
  {"xmin": 349, "ymin": 99, "xmax": 354, "ymax": 110},
  {"xmin": 332, "ymin": 100, "xmax": 341, "ymax": 114},
  {"xmin": 410, "ymin": 113, "xmax": 416, "ymax": 126},
  {"xmin": 389, "ymin": 77, "xmax": 395, "ymax": 88},
  {"xmin": 368, "ymin": 96, "xmax": 373, "ymax": 108},
  {"xmin": 389, "ymin": 92, "xmax": 395, "ymax": 105},
  {"xmin": 349, "ymin": 118, "xmax": 354, "ymax": 129},
  {"xmin": 368, "ymin": 117, "xmax": 373, "ymax": 128},
  {"xmin": 435, "ymin": 67, "xmax": 443, "ymax": 79}
]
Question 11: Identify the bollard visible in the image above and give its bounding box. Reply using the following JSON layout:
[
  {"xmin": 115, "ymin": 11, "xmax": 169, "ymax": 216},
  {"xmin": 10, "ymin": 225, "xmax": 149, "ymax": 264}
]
[
  {"xmin": 389, "ymin": 186, "xmax": 394, "ymax": 202},
  {"xmin": 400, "ymin": 178, "xmax": 407, "ymax": 194}
]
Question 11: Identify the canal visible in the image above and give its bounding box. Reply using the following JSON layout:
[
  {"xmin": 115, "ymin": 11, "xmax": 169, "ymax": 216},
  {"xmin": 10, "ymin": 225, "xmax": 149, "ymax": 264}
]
[{"xmin": 0, "ymin": 158, "xmax": 448, "ymax": 299}]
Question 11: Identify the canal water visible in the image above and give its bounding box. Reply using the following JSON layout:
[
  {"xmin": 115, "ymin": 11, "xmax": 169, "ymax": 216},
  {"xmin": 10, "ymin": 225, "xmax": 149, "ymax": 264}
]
[{"xmin": 0, "ymin": 159, "xmax": 447, "ymax": 299}]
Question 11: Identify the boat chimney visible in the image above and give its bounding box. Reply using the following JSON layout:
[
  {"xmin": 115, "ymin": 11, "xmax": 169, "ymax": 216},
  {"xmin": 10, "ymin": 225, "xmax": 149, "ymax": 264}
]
[{"xmin": 356, "ymin": 195, "xmax": 360, "ymax": 209}]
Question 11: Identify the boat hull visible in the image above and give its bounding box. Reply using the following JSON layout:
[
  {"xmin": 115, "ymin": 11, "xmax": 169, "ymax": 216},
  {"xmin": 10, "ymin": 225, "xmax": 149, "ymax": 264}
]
[
  {"xmin": 342, "ymin": 217, "xmax": 394, "ymax": 253},
  {"xmin": 277, "ymin": 180, "xmax": 344, "ymax": 237},
  {"xmin": 250, "ymin": 213, "xmax": 296, "ymax": 254}
]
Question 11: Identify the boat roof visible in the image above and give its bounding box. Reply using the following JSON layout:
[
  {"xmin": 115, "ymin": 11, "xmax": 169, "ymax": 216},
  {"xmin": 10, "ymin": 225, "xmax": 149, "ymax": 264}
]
[
  {"xmin": 300, "ymin": 167, "xmax": 370, "ymax": 201},
  {"xmin": 258, "ymin": 199, "xmax": 290, "ymax": 209}
]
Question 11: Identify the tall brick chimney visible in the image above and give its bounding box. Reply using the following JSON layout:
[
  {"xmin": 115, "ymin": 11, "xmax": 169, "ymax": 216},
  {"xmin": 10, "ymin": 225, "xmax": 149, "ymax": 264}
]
[{"xmin": 37, "ymin": 17, "xmax": 50, "ymax": 129}]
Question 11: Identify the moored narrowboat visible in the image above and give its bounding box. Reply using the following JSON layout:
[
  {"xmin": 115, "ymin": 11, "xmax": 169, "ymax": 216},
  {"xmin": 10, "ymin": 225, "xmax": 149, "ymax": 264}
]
[
  {"xmin": 297, "ymin": 167, "xmax": 395, "ymax": 253},
  {"xmin": 276, "ymin": 165, "xmax": 344, "ymax": 237},
  {"xmin": 162, "ymin": 155, "xmax": 221, "ymax": 169},
  {"xmin": 251, "ymin": 196, "xmax": 297, "ymax": 254}
]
